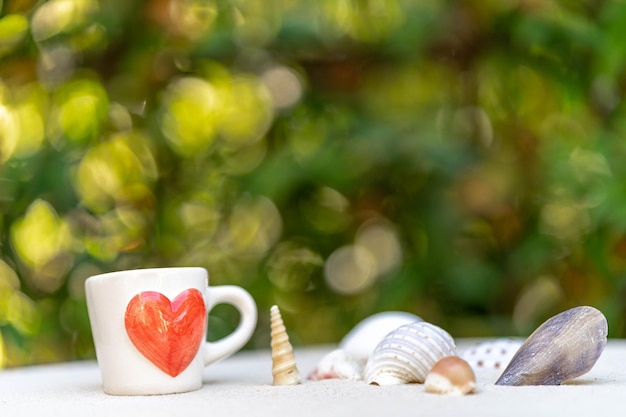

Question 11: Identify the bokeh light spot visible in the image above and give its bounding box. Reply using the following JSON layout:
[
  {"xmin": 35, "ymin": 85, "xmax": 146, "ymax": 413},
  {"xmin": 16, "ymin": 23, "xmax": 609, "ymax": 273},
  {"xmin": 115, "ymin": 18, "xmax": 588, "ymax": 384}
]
[
  {"xmin": 109, "ymin": 102, "xmax": 133, "ymax": 132},
  {"xmin": 37, "ymin": 45, "xmax": 76, "ymax": 87},
  {"xmin": 0, "ymin": 82, "xmax": 47, "ymax": 161},
  {"xmin": 0, "ymin": 260, "xmax": 20, "ymax": 334},
  {"xmin": 513, "ymin": 276, "xmax": 563, "ymax": 335},
  {"xmin": 179, "ymin": 199, "xmax": 221, "ymax": 238},
  {"xmin": 226, "ymin": 195, "xmax": 282, "ymax": 259},
  {"xmin": 262, "ymin": 66, "xmax": 304, "ymax": 109},
  {"xmin": 0, "ymin": 333, "xmax": 5, "ymax": 369},
  {"xmin": 324, "ymin": 245, "xmax": 377, "ymax": 295},
  {"xmin": 169, "ymin": 0, "xmax": 218, "ymax": 40},
  {"xmin": 323, "ymin": 0, "xmax": 404, "ymax": 43},
  {"xmin": 31, "ymin": 0, "xmax": 98, "ymax": 42},
  {"xmin": 453, "ymin": 106, "xmax": 494, "ymax": 147},
  {"xmin": 50, "ymin": 78, "xmax": 109, "ymax": 145},
  {"xmin": 70, "ymin": 22, "xmax": 107, "ymax": 52},
  {"xmin": 161, "ymin": 72, "xmax": 273, "ymax": 155},
  {"xmin": 80, "ymin": 205, "xmax": 152, "ymax": 261},
  {"xmin": 287, "ymin": 110, "xmax": 328, "ymax": 162},
  {"xmin": 569, "ymin": 147, "xmax": 612, "ymax": 185},
  {"xmin": 160, "ymin": 76, "xmax": 219, "ymax": 156},
  {"xmin": 355, "ymin": 217, "xmax": 402, "ymax": 277},
  {"xmin": 10, "ymin": 199, "xmax": 73, "ymax": 273},
  {"xmin": 267, "ymin": 241, "xmax": 323, "ymax": 292},
  {"xmin": 74, "ymin": 132, "xmax": 157, "ymax": 212},
  {"xmin": 7, "ymin": 291, "xmax": 40, "ymax": 336},
  {"xmin": 0, "ymin": 104, "xmax": 19, "ymax": 162},
  {"xmin": 0, "ymin": 260, "xmax": 20, "ymax": 292},
  {"xmin": 540, "ymin": 202, "xmax": 590, "ymax": 241},
  {"xmin": 301, "ymin": 186, "xmax": 351, "ymax": 234},
  {"xmin": 216, "ymin": 75, "xmax": 274, "ymax": 147},
  {"xmin": 221, "ymin": 137, "xmax": 268, "ymax": 175},
  {"xmin": 13, "ymin": 104, "xmax": 45, "ymax": 158},
  {"xmin": 232, "ymin": 0, "xmax": 281, "ymax": 47},
  {"xmin": 0, "ymin": 14, "xmax": 29, "ymax": 56}
]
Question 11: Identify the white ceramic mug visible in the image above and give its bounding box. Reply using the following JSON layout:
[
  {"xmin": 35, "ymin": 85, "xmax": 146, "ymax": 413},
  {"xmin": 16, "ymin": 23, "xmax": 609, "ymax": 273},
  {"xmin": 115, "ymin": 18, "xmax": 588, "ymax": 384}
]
[{"xmin": 85, "ymin": 267, "xmax": 257, "ymax": 395}]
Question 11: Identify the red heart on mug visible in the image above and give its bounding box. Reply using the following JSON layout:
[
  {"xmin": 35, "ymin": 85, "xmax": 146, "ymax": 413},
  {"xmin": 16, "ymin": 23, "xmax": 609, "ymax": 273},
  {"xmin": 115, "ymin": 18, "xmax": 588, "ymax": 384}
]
[{"xmin": 124, "ymin": 289, "xmax": 206, "ymax": 377}]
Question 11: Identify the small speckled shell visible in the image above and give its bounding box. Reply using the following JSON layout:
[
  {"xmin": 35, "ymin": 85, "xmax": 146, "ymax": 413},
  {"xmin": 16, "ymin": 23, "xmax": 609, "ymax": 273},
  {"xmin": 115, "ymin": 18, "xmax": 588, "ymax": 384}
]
[
  {"xmin": 495, "ymin": 306, "xmax": 608, "ymax": 386},
  {"xmin": 460, "ymin": 339, "xmax": 523, "ymax": 372},
  {"xmin": 363, "ymin": 321, "xmax": 456, "ymax": 386}
]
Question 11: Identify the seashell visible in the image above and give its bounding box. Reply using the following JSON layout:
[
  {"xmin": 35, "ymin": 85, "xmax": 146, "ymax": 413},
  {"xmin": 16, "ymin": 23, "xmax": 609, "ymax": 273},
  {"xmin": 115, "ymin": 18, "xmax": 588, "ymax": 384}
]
[
  {"xmin": 460, "ymin": 338, "xmax": 523, "ymax": 373},
  {"xmin": 270, "ymin": 305, "xmax": 301, "ymax": 386},
  {"xmin": 425, "ymin": 356, "xmax": 477, "ymax": 395},
  {"xmin": 339, "ymin": 311, "xmax": 423, "ymax": 360},
  {"xmin": 363, "ymin": 321, "xmax": 456, "ymax": 386},
  {"xmin": 495, "ymin": 306, "xmax": 608, "ymax": 386},
  {"xmin": 308, "ymin": 349, "xmax": 365, "ymax": 381}
]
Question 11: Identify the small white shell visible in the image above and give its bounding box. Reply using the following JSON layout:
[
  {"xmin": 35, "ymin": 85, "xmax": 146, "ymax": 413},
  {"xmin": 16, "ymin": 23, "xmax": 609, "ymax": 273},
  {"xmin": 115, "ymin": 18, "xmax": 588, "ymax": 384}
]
[
  {"xmin": 308, "ymin": 349, "xmax": 365, "ymax": 381},
  {"xmin": 460, "ymin": 339, "xmax": 523, "ymax": 373},
  {"xmin": 425, "ymin": 356, "xmax": 477, "ymax": 395},
  {"xmin": 339, "ymin": 311, "xmax": 423, "ymax": 360},
  {"xmin": 363, "ymin": 321, "xmax": 456, "ymax": 386}
]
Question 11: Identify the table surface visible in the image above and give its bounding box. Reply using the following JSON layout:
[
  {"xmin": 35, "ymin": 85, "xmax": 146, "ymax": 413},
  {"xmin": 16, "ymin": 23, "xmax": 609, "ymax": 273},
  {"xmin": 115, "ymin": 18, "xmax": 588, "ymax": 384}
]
[{"xmin": 1, "ymin": 339, "xmax": 625, "ymax": 417}]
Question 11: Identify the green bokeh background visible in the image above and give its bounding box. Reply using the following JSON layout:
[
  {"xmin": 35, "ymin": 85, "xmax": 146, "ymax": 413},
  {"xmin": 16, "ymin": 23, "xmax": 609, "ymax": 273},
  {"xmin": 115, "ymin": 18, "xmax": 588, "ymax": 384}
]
[{"xmin": 1, "ymin": 0, "xmax": 626, "ymax": 367}]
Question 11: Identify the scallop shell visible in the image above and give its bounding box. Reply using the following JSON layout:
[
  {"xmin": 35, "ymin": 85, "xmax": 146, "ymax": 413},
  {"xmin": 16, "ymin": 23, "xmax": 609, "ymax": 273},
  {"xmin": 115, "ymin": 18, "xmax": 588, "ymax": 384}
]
[
  {"xmin": 425, "ymin": 356, "xmax": 477, "ymax": 395},
  {"xmin": 339, "ymin": 311, "xmax": 423, "ymax": 360},
  {"xmin": 363, "ymin": 321, "xmax": 456, "ymax": 385},
  {"xmin": 460, "ymin": 338, "xmax": 523, "ymax": 373},
  {"xmin": 308, "ymin": 349, "xmax": 365, "ymax": 381},
  {"xmin": 495, "ymin": 306, "xmax": 608, "ymax": 386},
  {"xmin": 270, "ymin": 305, "xmax": 301, "ymax": 386}
]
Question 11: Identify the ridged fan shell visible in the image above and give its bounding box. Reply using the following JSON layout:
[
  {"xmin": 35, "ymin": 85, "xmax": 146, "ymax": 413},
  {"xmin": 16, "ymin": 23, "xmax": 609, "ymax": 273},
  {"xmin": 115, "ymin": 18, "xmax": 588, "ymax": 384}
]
[
  {"xmin": 339, "ymin": 312, "xmax": 423, "ymax": 360},
  {"xmin": 364, "ymin": 321, "xmax": 457, "ymax": 386}
]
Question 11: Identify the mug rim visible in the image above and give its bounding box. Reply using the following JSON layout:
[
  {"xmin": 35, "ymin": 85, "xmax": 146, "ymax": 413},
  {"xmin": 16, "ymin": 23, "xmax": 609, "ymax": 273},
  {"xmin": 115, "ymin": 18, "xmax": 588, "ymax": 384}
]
[{"xmin": 86, "ymin": 267, "xmax": 207, "ymax": 283}]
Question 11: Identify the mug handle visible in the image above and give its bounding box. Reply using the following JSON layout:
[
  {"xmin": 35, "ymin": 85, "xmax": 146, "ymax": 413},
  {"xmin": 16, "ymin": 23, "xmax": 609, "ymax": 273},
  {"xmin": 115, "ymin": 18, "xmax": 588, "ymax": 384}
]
[{"xmin": 203, "ymin": 285, "xmax": 258, "ymax": 365}]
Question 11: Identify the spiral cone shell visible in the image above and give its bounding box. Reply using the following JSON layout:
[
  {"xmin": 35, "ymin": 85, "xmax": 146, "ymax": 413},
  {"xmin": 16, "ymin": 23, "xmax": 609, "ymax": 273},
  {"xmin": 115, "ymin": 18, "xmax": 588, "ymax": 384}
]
[
  {"xmin": 270, "ymin": 305, "xmax": 301, "ymax": 385},
  {"xmin": 364, "ymin": 321, "xmax": 456, "ymax": 385}
]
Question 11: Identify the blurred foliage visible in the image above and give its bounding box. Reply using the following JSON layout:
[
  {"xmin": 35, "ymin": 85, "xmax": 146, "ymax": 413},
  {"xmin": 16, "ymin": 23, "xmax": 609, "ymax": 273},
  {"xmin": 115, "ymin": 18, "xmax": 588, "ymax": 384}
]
[{"xmin": 1, "ymin": 0, "xmax": 626, "ymax": 367}]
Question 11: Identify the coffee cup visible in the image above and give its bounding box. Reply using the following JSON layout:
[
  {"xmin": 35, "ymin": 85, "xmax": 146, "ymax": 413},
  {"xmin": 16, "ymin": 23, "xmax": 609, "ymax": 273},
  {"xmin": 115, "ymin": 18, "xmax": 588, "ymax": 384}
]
[{"xmin": 85, "ymin": 267, "xmax": 257, "ymax": 395}]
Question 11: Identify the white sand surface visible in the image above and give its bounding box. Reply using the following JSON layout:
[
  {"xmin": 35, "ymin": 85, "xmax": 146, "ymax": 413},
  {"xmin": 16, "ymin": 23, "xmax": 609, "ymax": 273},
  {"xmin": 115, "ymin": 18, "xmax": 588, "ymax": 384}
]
[{"xmin": 0, "ymin": 340, "xmax": 624, "ymax": 416}]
